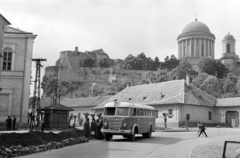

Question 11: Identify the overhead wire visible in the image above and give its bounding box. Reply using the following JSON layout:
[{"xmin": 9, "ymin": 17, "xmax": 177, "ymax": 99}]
[{"xmin": 2, "ymin": 39, "xmax": 43, "ymax": 60}]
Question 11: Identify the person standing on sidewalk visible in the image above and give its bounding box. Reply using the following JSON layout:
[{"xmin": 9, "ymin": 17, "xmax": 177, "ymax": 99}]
[
  {"xmin": 84, "ymin": 118, "xmax": 90, "ymax": 139},
  {"xmin": 90, "ymin": 119, "xmax": 96, "ymax": 140},
  {"xmin": 198, "ymin": 123, "xmax": 208, "ymax": 137},
  {"xmin": 6, "ymin": 116, "xmax": 12, "ymax": 131},
  {"xmin": 12, "ymin": 115, "xmax": 16, "ymax": 130}
]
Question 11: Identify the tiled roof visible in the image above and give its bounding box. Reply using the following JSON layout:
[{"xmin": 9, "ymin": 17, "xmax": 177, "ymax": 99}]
[
  {"xmin": 216, "ymin": 97, "xmax": 240, "ymax": 107},
  {"xmin": 184, "ymin": 84, "xmax": 216, "ymax": 107},
  {"xmin": 60, "ymin": 96, "xmax": 111, "ymax": 108},
  {"xmin": 93, "ymin": 80, "xmax": 218, "ymax": 110},
  {"xmin": 40, "ymin": 97, "xmax": 52, "ymax": 108},
  {"xmin": 40, "ymin": 103, "xmax": 74, "ymax": 111},
  {"xmin": 94, "ymin": 80, "xmax": 185, "ymax": 109}
]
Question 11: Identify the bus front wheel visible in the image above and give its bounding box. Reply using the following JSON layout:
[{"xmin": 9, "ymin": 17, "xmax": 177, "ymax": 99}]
[
  {"xmin": 128, "ymin": 130, "xmax": 135, "ymax": 141},
  {"xmin": 105, "ymin": 134, "xmax": 112, "ymax": 141}
]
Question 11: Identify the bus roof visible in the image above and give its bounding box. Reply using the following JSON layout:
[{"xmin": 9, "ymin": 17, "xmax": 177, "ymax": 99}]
[{"xmin": 104, "ymin": 102, "xmax": 155, "ymax": 110}]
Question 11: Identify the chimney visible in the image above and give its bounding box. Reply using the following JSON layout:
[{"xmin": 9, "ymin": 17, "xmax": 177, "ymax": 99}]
[
  {"xmin": 186, "ymin": 74, "xmax": 190, "ymax": 86},
  {"xmin": 75, "ymin": 46, "xmax": 78, "ymax": 52}
]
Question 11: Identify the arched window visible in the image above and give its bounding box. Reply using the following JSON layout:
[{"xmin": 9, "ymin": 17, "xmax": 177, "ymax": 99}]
[
  {"xmin": 2, "ymin": 47, "xmax": 12, "ymax": 71},
  {"xmin": 227, "ymin": 43, "xmax": 231, "ymax": 53}
]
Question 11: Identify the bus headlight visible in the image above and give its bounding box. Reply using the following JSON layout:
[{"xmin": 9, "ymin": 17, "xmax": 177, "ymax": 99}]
[
  {"xmin": 123, "ymin": 123, "xmax": 127, "ymax": 128},
  {"xmin": 104, "ymin": 122, "xmax": 108, "ymax": 127}
]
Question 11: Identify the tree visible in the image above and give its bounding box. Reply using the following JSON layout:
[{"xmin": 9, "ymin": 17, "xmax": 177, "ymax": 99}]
[
  {"xmin": 154, "ymin": 69, "xmax": 170, "ymax": 83},
  {"xmin": 123, "ymin": 53, "xmax": 157, "ymax": 70},
  {"xmin": 160, "ymin": 54, "xmax": 179, "ymax": 71},
  {"xmin": 198, "ymin": 57, "xmax": 229, "ymax": 79},
  {"xmin": 222, "ymin": 73, "xmax": 238, "ymax": 94},
  {"xmin": 170, "ymin": 59, "xmax": 198, "ymax": 80},
  {"xmin": 145, "ymin": 71, "xmax": 156, "ymax": 83},
  {"xmin": 83, "ymin": 56, "xmax": 95, "ymax": 67},
  {"xmin": 98, "ymin": 58, "xmax": 109, "ymax": 68}
]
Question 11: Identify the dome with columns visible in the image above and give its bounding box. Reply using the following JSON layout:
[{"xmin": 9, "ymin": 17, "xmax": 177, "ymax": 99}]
[
  {"xmin": 182, "ymin": 20, "xmax": 210, "ymax": 34},
  {"xmin": 177, "ymin": 19, "xmax": 215, "ymax": 70}
]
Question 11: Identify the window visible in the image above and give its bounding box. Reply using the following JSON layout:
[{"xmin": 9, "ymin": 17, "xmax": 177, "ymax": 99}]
[
  {"xmin": 2, "ymin": 47, "xmax": 12, "ymax": 71},
  {"xmin": 209, "ymin": 42, "xmax": 212, "ymax": 56},
  {"xmin": 183, "ymin": 46, "xmax": 185, "ymax": 57},
  {"xmin": 155, "ymin": 110, "xmax": 158, "ymax": 118},
  {"xmin": 208, "ymin": 111, "xmax": 212, "ymax": 120},
  {"xmin": 168, "ymin": 109, "xmax": 173, "ymax": 118},
  {"xmin": 116, "ymin": 107, "xmax": 129, "ymax": 116},
  {"xmin": 201, "ymin": 45, "xmax": 204, "ymax": 56},
  {"xmin": 227, "ymin": 43, "xmax": 231, "ymax": 53},
  {"xmin": 104, "ymin": 107, "xmax": 115, "ymax": 115},
  {"xmin": 206, "ymin": 40, "xmax": 208, "ymax": 56},
  {"xmin": 191, "ymin": 45, "xmax": 194, "ymax": 56}
]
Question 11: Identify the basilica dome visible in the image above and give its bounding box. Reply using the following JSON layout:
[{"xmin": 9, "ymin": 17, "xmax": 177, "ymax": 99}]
[
  {"xmin": 182, "ymin": 19, "xmax": 211, "ymax": 34},
  {"xmin": 223, "ymin": 32, "xmax": 235, "ymax": 41}
]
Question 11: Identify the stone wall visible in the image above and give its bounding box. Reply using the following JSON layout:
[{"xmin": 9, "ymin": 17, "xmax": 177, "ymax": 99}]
[{"xmin": 44, "ymin": 66, "xmax": 155, "ymax": 86}]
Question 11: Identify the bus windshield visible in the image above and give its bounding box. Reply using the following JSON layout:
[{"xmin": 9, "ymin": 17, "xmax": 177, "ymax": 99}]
[
  {"xmin": 116, "ymin": 107, "xmax": 129, "ymax": 116},
  {"xmin": 104, "ymin": 107, "xmax": 129, "ymax": 116}
]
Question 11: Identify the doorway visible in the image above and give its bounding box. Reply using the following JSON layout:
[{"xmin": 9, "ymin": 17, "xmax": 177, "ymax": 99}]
[{"xmin": 226, "ymin": 111, "xmax": 239, "ymax": 128}]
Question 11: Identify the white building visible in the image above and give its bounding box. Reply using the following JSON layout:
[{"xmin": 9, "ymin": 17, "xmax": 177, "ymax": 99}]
[{"xmin": 0, "ymin": 14, "xmax": 37, "ymax": 129}]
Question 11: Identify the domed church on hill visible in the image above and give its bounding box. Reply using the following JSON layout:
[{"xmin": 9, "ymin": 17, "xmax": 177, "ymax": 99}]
[{"xmin": 177, "ymin": 18, "xmax": 239, "ymax": 70}]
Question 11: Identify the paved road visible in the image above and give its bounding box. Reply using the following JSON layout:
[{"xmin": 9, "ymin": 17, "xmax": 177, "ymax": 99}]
[{"xmin": 19, "ymin": 128, "xmax": 240, "ymax": 158}]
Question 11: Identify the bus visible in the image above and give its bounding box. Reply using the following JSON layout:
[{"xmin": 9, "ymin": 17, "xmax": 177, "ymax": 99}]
[{"xmin": 102, "ymin": 101, "xmax": 156, "ymax": 141}]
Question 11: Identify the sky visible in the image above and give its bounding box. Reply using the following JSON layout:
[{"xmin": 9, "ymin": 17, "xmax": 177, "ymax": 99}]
[{"xmin": 1, "ymin": 0, "xmax": 240, "ymax": 95}]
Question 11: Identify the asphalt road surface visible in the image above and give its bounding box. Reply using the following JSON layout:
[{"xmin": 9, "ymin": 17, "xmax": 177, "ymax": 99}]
[{"xmin": 19, "ymin": 128, "xmax": 240, "ymax": 158}]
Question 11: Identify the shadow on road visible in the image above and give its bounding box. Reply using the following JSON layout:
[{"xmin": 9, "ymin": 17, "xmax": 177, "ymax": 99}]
[{"xmin": 112, "ymin": 135, "xmax": 183, "ymax": 145}]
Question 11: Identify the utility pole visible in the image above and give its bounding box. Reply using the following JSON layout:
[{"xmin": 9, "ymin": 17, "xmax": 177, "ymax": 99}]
[{"xmin": 29, "ymin": 58, "xmax": 46, "ymax": 131}]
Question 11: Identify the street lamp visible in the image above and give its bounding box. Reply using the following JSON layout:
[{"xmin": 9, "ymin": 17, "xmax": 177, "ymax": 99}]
[{"xmin": 91, "ymin": 83, "xmax": 96, "ymax": 97}]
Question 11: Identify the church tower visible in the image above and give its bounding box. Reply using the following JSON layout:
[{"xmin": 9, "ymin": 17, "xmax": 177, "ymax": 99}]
[
  {"xmin": 177, "ymin": 19, "xmax": 215, "ymax": 70},
  {"xmin": 220, "ymin": 32, "xmax": 239, "ymax": 70}
]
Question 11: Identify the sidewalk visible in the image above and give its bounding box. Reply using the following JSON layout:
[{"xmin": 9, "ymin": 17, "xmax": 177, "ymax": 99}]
[{"xmin": 189, "ymin": 135, "xmax": 240, "ymax": 158}]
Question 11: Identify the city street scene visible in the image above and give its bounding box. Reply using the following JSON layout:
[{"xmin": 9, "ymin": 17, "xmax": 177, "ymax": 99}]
[{"xmin": 0, "ymin": 0, "xmax": 240, "ymax": 158}]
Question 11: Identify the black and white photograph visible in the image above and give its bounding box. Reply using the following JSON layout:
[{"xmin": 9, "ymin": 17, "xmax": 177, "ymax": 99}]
[{"xmin": 0, "ymin": 0, "xmax": 240, "ymax": 158}]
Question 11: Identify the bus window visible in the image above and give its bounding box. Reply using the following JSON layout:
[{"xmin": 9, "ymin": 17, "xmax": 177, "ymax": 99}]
[
  {"xmin": 143, "ymin": 109, "xmax": 146, "ymax": 116},
  {"xmin": 155, "ymin": 110, "xmax": 159, "ymax": 118},
  {"xmin": 116, "ymin": 107, "xmax": 129, "ymax": 116},
  {"xmin": 132, "ymin": 108, "xmax": 136, "ymax": 116},
  {"xmin": 105, "ymin": 107, "xmax": 116, "ymax": 115},
  {"xmin": 137, "ymin": 109, "xmax": 141, "ymax": 116}
]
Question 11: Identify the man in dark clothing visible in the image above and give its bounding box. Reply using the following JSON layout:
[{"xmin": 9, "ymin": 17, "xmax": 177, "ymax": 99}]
[
  {"xmin": 198, "ymin": 123, "xmax": 208, "ymax": 137},
  {"xmin": 84, "ymin": 118, "xmax": 90, "ymax": 138},
  {"xmin": 6, "ymin": 116, "xmax": 12, "ymax": 131},
  {"xmin": 12, "ymin": 115, "xmax": 16, "ymax": 130},
  {"xmin": 90, "ymin": 119, "xmax": 96, "ymax": 140}
]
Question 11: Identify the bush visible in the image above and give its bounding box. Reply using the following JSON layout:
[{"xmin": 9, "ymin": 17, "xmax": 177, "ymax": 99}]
[{"xmin": 0, "ymin": 129, "xmax": 85, "ymax": 148}]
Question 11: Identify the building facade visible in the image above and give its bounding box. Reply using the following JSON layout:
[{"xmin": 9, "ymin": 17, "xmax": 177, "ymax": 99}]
[
  {"xmin": 177, "ymin": 18, "xmax": 215, "ymax": 70},
  {"xmin": 0, "ymin": 14, "xmax": 37, "ymax": 129},
  {"xmin": 220, "ymin": 32, "xmax": 239, "ymax": 70},
  {"xmin": 93, "ymin": 79, "xmax": 240, "ymax": 128},
  {"xmin": 178, "ymin": 19, "xmax": 239, "ymax": 70}
]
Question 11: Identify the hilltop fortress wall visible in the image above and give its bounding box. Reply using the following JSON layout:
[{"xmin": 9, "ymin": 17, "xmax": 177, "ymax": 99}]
[
  {"xmin": 44, "ymin": 47, "xmax": 155, "ymax": 86},
  {"xmin": 45, "ymin": 66, "xmax": 154, "ymax": 86}
]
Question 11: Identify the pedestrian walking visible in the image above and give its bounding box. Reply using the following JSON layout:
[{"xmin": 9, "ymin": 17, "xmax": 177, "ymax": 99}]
[
  {"xmin": 12, "ymin": 115, "xmax": 16, "ymax": 130},
  {"xmin": 196, "ymin": 122, "xmax": 201, "ymax": 136},
  {"xmin": 84, "ymin": 118, "xmax": 90, "ymax": 139},
  {"xmin": 198, "ymin": 123, "xmax": 208, "ymax": 137},
  {"xmin": 6, "ymin": 116, "xmax": 12, "ymax": 131},
  {"xmin": 90, "ymin": 119, "xmax": 96, "ymax": 140}
]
